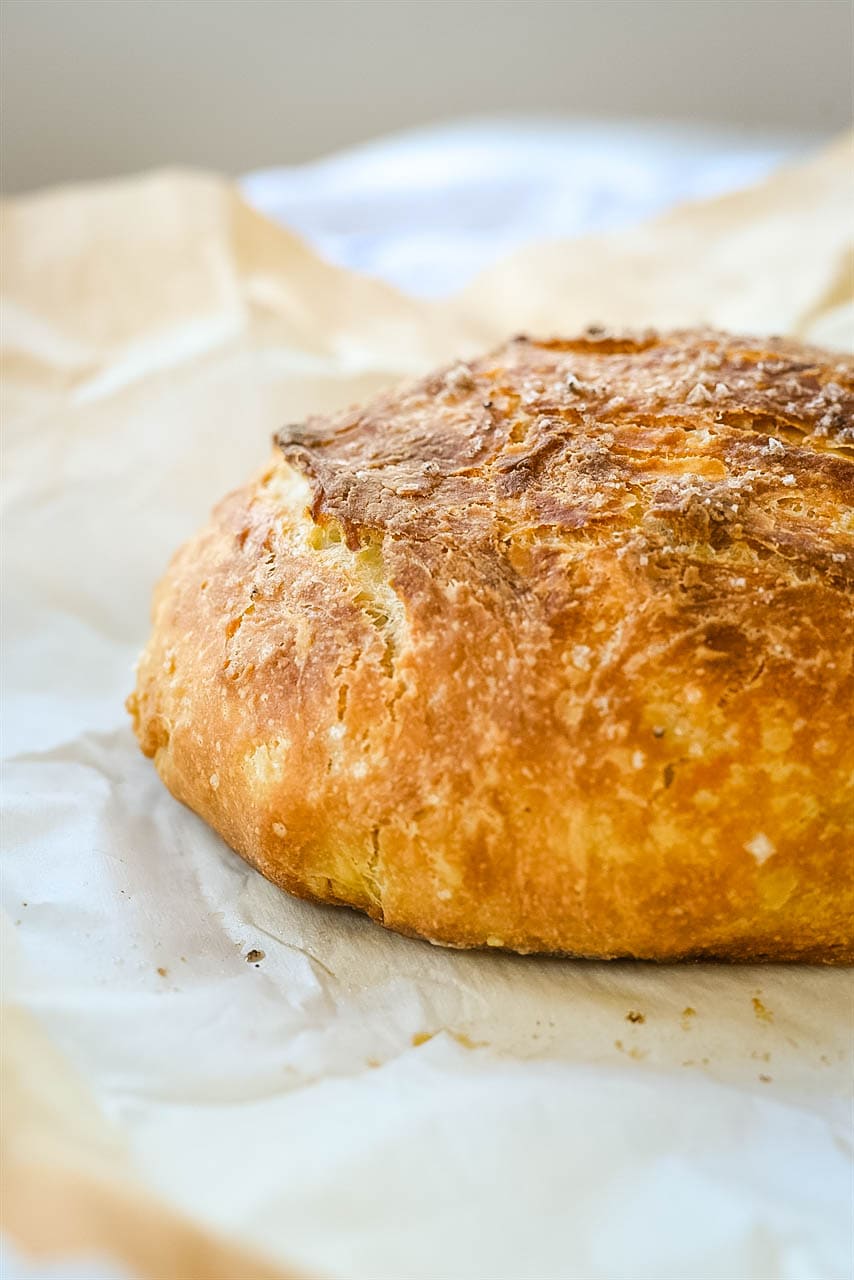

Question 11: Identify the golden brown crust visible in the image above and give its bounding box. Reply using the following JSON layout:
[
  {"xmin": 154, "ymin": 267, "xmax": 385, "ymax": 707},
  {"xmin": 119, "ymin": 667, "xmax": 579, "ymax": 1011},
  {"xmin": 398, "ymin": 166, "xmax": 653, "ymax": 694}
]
[{"xmin": 129, "ymin": 329, "xmax": 854, "ymax": 961}]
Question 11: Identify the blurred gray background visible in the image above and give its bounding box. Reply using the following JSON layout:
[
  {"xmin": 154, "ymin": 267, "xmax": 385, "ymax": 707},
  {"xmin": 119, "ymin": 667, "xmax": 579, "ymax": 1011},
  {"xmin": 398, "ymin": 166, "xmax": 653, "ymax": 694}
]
[{"xmin": 1, "ymin": 0, "xmax": 852, "ymax": 194}]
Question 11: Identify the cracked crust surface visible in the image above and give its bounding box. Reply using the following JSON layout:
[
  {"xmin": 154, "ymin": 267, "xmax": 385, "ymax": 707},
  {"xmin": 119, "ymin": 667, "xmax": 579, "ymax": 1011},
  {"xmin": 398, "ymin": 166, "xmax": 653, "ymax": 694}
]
[{"xmin": 129, "ymin": 328, "xmax": 854, "ymax": 960}]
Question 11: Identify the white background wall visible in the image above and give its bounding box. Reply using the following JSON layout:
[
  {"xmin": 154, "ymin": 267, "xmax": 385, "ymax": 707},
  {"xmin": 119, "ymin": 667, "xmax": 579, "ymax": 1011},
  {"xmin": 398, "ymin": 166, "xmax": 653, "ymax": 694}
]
[{"xmin": 1, "ymin": 0, "xmax": 851, "ymax": 193}]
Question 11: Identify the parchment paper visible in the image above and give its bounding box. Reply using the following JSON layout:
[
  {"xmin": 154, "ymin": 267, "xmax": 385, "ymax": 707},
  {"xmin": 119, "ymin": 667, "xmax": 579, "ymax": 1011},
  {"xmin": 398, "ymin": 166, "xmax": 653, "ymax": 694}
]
[{"xmin": 2, "ymin": 136, "xmax": 853, "ymax": 1280}]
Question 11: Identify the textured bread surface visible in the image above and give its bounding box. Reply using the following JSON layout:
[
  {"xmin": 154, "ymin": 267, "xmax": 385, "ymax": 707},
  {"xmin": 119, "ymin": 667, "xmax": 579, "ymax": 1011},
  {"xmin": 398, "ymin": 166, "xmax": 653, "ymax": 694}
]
[{"xmin": 129, "ymin": 329, "xmax": 854, "ymax": 961}]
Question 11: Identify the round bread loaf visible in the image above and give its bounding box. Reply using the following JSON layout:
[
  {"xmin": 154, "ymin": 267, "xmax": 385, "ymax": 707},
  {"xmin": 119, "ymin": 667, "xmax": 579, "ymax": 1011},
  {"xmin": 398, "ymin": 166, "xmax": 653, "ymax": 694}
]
[{"xmin": 129, "ymin": 329, "xmax": 854, "ymax": 961}]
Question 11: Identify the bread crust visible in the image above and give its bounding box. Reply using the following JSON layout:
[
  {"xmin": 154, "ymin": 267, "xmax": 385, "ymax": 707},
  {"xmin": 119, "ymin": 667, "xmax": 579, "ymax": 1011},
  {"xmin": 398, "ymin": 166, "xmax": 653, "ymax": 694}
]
[{"xmin": 129, "ymin": 329, "xmax": 854, "ymax": 961}]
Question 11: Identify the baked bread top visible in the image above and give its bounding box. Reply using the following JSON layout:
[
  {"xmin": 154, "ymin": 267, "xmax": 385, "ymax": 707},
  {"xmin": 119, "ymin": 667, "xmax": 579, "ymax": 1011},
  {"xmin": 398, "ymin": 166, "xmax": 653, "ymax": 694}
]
[{"xmin": 130, "ymin": 329, "xmax": 854, "ymax": 960}]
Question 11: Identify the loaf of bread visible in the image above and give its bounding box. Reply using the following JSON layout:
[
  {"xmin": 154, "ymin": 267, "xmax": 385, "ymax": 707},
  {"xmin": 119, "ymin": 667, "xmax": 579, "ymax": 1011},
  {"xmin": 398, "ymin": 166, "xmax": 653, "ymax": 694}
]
[{"xmin": 129, "ymin": 329, "xmax": 854, "ymax": 961}]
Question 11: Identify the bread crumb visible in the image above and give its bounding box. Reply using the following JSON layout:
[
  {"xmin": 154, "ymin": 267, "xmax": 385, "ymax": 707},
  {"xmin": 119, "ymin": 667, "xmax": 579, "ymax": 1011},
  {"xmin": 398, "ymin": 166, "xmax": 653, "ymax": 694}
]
[
  {"xmin": 765, "ymin": 436, "xmax": 785, "ymax": 455},
  {"xmin": 626, "ymin": 1010, "xmax": 645, "ymax": 1024},
  {"xmin": 209, "ymin": 772, "xmax": 219, "ymax": 790},
  {"xmin": 682, "ymin": 1006, "xmax": 696, "ymax": 1018},
  {"xmin": 751, "ymin": 996, "xmax": 773, "ymax": 1023},
  {"xmin": 245, "ymin": 948, "xmax": 265, "ymax": 964},
  {"xmin": 412, "ymin": 1030, "xmax": 436, "ymax": 1047},
  {"xmin": 451, "ymin": 1031, "xmax": 487, "ymax": 1050},
  {"xmin": 758, "ymin": 1074, "xmax": 772, "ymax": 1083},
  {"xmin": 156, "ymin": 967, "xmax": 168, "ymax": 977},
  {"xmin": 780, "ymin": 473, "xmax": 796, "ymax": 487}
]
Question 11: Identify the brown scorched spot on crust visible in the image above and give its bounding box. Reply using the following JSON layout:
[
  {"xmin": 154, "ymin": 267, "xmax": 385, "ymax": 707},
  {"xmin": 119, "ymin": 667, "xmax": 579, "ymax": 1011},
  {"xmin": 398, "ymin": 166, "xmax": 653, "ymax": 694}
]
[{"xmin": 130, "ymin": 329, "xmax": 854, "ymax": 961}]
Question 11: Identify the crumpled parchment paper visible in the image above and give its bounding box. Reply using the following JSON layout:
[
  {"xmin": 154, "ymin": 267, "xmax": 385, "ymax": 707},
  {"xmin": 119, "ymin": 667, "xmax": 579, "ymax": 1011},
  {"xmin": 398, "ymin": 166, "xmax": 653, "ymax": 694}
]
[{"xmin": 2, "ymin": 135, "xmax": 853, "ymax": 1280}]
